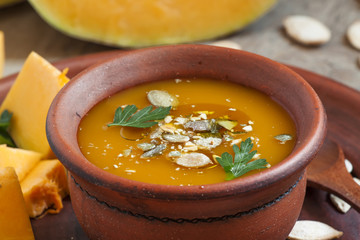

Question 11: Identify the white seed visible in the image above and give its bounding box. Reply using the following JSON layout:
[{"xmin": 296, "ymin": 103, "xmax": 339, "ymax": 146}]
[
  {"xmin": 183, "ymin": 141, "xmax": 198, "ymax": 152},
  {"xmin": 199, "ymin": 113, "xmax": 207, "ymax": 120},
  {"xmin": 174, "ymin": 117, "xmax": 188, "ymax": 125},
  {"xmin": 137, "ymin": 143, "xmax": 156, "ymax": 151},
  {"xmin": 140, "ymin": 144, "xmax": 166, "ymax": 158},
  {"xmin": 283, "ymin": 15, "xmax": 331, "ymax": 45},
  {"xmin": 194, "ymin": 137, "xmax": 222, "ymax": 150},
  {"xmin": 168, "ymin": 151, "xmax": 181, "ymax": 157},
  {"xmin": 162, "ymin": 134, "xmax": 190, "ymax": 143},
  {"xmin": 164, "ymin": 115, "xmax": 173, "ymax": 123},
  {"xmin": 274, "ymin": 134, "xmax": 293, "ymax": 144},
  {"xmin": 353, "ymin": 177, "xmax": 360, "ymax": 185},
  {"xmin": 329, "ymin": 176, "xmax": 360, "ymax": 213},
  {"xmin": 330, "ymin": 194, "xmax": 351, "ymax": 213},
  {"xmin": 347, "ymin": 20, "xmax": 360, "ymax": 50},
  {"xmin": 147, "ymin": 90, "xmax": 179, "ymax": 107},
  {"xmin": 242, "ymin": 125, "xmax": 253, "ymax": 132},
  {"xmin": 288, "ymin": 220, "xmax": 343, "ymax": 240},
  {"xmin": 230, "ymin": 139, "xmax": 242, "ymax": 146},
  {"xmin": 123, "ymin": 149, "xmax": 131, "ymax": 157},
  {"xmin": 208, "ymin": 40, "xmax": 242, "ymax": 50},
  {"xmin": 160, "ymin": 124, "xmax": 177, "ymax": 134},
  {"xmin": 344, "ymin": 159, "xmax": 353, "ymax": 173},
  {"xmin": 175, "ymin": 153, "xmax": 212, "ymax": 168},
  {"xmin": 150, "ymin": 127, "xmax": 163, "ymax": 139}
]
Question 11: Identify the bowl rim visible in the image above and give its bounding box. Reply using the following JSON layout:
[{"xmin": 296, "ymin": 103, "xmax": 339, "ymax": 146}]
[{"xmin": 46, "ymin": 44, "xmax": 326, "ymax": 200}]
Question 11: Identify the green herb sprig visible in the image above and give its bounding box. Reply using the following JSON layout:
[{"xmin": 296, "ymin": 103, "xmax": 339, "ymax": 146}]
[
  {"xmin": 0, "ymin": 110, "xmax": 15, "ymax": 147},
  {"xmin": 108, "ymin": 105, "xmax": 171, "ymax": 128},
  {"xmin": 216, "ymin": 138, "xmax": 269, "ymax": 180}
]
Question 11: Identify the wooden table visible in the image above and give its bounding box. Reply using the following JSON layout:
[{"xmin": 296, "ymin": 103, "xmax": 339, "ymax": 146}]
[{"xmin": 0, "ymin": 0, "xmax": 359, "ymax": 91}]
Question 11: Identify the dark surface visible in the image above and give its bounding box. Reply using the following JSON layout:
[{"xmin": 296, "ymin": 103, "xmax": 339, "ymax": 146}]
[{"xmin": 1, "ymin": 51, "xmax": 359, "ymax": 239}]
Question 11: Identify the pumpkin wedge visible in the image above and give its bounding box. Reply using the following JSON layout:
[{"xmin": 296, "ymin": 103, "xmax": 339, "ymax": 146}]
[
  {"xmin": 0, "ymin": 52, "xmax": 69, "ymax": 158},
  {"xmin": 21, "ymin": 159, "xmax": 69, "ymax": 218},
  {"xmin": 28, "ymin": 0, "xmax": 277, "ymax": 47},
  {"xmin": 0, "ymin": 167, "xmax": 35, "ymax": 240},
  {"xmin": 0, "ymin": 144, "xmax": 41, "ymax": 181}
]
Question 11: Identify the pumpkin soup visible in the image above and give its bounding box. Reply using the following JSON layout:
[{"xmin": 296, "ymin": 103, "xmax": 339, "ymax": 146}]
[{"xmin": 77, "ymin": 78, "xmax": 296, "ymax": 185}]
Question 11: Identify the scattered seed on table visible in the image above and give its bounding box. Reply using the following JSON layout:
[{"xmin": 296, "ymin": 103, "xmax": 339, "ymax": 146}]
[{"xmin": 283, "ymin": 15, "xmax": 331, "ymax": 46}]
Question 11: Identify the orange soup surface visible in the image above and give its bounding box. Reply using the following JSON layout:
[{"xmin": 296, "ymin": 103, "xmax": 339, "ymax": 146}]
[{"xmin": 77, "ymin": 78, "xmax": 296, "ymax": 186}]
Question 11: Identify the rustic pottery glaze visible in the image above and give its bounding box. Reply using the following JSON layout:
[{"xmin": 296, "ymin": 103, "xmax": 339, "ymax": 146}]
[{"xmin": 46, "ymin": 45, "xmax": 326, "ymax": 240}]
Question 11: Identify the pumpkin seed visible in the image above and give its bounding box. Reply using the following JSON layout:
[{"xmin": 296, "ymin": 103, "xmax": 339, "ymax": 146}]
[
  {"xmin": 183, "ymin": 141, "xmax": 198, "ymax": 151},
  {"xmin": 194, "ymin": 137, "xmax": 222, "ymax": 150},
  {"xmin": 223, "ymin": 134, "xmax": 233, "ymax": 142},
  {"xmin": 242, "ymin": 125, "xmax": 253, "ymax": 132},
  {"xmin": 288, "ymin": 220, "xmax": 343, "ymax": 240},
  {"xmin": 216, "ymin": 119, "xmax": 238, "ymax": 130},
  {"xmin": 353, "ymin": 177, "xmax": 360, "ymax": 185},
  {"xmin": 283, "ymin": 15, "xmax": 331, "ymax": 45},
  {"xmin": 149, "ymin": 127, "xmax": 163, "ymax": 139},
  {"xmin": 198, "ymin": 132, "xmax": 222, "ymax": 139},
  {"xmin": 168, "ymin": 151, "xmax": 181, "ymax": 157},
  {"xmin": 329, "ymin": 176, "xmax": 360, "ymax": 213},
  {"xmin": 184, "ymin": 120, "xmax": 212, "ymax": 132},
  {"xmin": 160, "ymin": 123, "xmax": 177, "ymax": 133},
  {"xmin": 147, "ymin": 90, "xmax": 179, "ymax": 107},
  {"xmin": 208, "ymin": 40, "xmax": 242, "ymax": 50},
  {"xmin": 123, "ymin": 149, "xmax": 132, "ymax": 157},
  {"xmin": 141, "ymin": 144, "xmax": 166, "ymax": 158},
  {"xmin": 345, "ymin": 159, "xmax": 353, "ymax": 173},
  {"xmin": 175, "ymin": 153, "xmax": 212, "ymax": 168},
  {"xmin": 162, "ymin": 133, "xmax": 190, "ymax": 143},
  {"xmin": 137, "ymin": 143, "xmax": 156, "ymax": 151},
  {"xmin": 347, "ymin": 20, "xmax": 360, "ymax": 50},
  {"xmin": 228, "ymin": 131, "xmax": 246, "ymax": 136},
  {"xmin": 164, "ymin": 115, "xmax": 173, "ymax": 123},
  {"xmin": 330, "ymin": 194, "xmax": 351, "ymax": 213},
  {"xmin": 274, "ymin": 134, "xmax": 293, "ymax": 143},
  {"xmin": 174, "ymin": 117, "xmax": 188, "ymax": 125}
]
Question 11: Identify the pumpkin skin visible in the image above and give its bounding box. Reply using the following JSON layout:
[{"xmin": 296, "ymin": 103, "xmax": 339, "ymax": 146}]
[{"xmin": 28, "ymin": 0, "xmax": 277, "ymax": 47}]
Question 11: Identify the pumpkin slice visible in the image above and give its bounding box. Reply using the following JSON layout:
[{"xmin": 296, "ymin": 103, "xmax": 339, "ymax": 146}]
[
  {"xmin": 0, "ymin": 144, "xmax": 42, "ymax": 181},
  {"xmin": 21, "ymin": 159, "xmax": 69, "ymax": 218},
  {"xmin": 0, "ymin": 52, "xmax": 69, "ymax": 158},
  {"xmin": 0, "ymin": 167, "xmax": 35, "ymax": 240},
  {"xmin": 28, "ymin": 0, "xmax": 277, "ymax": 47},
  {"xmin": 0, "ymin": 31, "xmax": 3, "ymax": 77}
]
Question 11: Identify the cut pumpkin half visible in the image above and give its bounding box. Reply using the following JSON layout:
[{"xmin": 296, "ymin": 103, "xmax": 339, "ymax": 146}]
[{"xmin": 29, "ymin": 0, "xmax": 277, "ymax": 47}]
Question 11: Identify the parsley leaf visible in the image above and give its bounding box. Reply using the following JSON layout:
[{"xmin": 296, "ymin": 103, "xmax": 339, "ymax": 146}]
[
  {"xmin": 108, "ymin": 105, "xmax": 171, "ymax": 128},
  {"xmin": 0, "ymin": 110, "xmax": 16, "ymax": 147},
  {"xmin": 216, "ymin": 138, "xmax": 269, "ymax": 180}
]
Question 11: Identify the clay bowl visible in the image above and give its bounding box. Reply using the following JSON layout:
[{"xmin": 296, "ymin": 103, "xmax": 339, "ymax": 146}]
[{"xmin": 46, "ymin": 44, "xmax": 326, "ymax": 240}]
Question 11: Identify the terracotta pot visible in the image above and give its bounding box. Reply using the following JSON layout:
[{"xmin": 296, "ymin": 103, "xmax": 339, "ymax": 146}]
[{"xmin": 46, "ymin": 45, "xmax": 326, "ymax": 240}]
